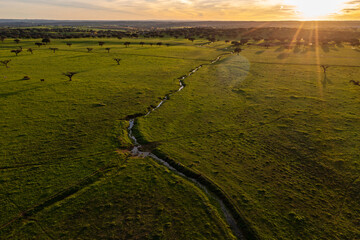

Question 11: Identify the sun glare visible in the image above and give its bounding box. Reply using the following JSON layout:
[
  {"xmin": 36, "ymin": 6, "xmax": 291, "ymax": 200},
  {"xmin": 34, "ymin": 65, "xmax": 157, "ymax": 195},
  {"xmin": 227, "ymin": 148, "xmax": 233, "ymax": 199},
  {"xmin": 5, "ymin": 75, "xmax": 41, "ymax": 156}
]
[{"xmin": 284, "ymin": 0, "xmax": 348, "ymax": 19}]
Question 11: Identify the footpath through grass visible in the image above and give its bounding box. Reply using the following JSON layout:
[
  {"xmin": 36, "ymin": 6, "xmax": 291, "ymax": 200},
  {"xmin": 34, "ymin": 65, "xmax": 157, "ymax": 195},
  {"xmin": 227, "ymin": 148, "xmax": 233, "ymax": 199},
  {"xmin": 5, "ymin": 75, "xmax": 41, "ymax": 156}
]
[
  {"xmin": 0, "ymin": 38, "xmax": 235, "ymax": 239},
  {"xmin": 137, "ymin": 44, "xmax": 360, "ymax": 239}
]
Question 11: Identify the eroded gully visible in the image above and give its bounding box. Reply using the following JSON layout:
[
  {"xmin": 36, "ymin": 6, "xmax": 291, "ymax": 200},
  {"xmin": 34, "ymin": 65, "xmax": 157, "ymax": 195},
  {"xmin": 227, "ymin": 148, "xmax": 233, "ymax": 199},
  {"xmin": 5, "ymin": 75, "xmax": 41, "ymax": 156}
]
[{"xmin": 127, "ymin": 53, "xmax": 246, "ymax": 240}]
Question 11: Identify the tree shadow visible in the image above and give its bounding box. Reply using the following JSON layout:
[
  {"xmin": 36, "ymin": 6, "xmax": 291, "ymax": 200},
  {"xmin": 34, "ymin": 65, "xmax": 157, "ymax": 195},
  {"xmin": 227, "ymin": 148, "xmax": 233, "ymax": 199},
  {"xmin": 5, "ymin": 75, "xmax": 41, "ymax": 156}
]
[
  {"xmin": 353, "ymin": 49, "xmax": 360, "ymax": 53},
  {"xmin": 277, "ymin": 53, "xmax": 289, "ymax": 59},
  {"xmin": 293, "ymin": 47, "xmax": 301, "ymax": 54},
  {"xmin": 336, "ymin": 43, "xmax": 344, "ymax": 48},
  {"xmin": 322, "ymin": 75, "xmax": 333, "ymax": 88},
  {"xmin": 0, "ymin": 78, "xmax": 32, "ymax": 85},
  {"xmin": 0, "ymin": 87, "xmax": 40, "ymax": 98},
  {"xmin": 255, "ymin": 50, "xmax": 265, "ymax": 55},
  {"xmin": 301, "ymin": 48, "xmax": 309, "ymax": 54},
  {"xmin": 321, "ymin": 45, "xmax": 330, "ymax": 53},
  {"xmin": 0, "ymin": 82, "xmax": 66, "ymax": 98},
  {"xmin": 275, "ymin": 46, "xmax": 285, "ymax": 52}
]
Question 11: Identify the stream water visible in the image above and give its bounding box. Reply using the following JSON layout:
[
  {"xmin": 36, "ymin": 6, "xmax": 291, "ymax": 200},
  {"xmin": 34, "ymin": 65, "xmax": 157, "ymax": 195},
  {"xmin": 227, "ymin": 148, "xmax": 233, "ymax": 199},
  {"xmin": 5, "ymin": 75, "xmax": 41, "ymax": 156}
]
[{"xmin": 127, "ymin": 55, "xmax": 245, "ymax": 239}]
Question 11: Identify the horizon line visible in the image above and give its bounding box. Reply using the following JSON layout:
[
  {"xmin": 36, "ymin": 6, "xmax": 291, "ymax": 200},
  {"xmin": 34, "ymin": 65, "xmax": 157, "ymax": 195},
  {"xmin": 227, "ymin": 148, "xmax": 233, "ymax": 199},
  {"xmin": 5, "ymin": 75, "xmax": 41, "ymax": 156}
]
[{"xmin": 1, "ymin": 18, "xmax": 360, "ymax": 22}]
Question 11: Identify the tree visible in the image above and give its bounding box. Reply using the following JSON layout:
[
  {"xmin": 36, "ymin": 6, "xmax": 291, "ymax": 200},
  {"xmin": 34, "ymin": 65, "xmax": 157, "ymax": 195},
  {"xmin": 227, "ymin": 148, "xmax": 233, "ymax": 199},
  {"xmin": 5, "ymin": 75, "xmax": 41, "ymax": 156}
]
[
  {"xmin": 49, "ymin": 47, "xmax": 58, "ymax": 53},
  {"xmin": 42, "ymin": 38, "xmax": 51, "ymax": 45},
  {"xmin": 231, "ymin": 41, "xmax": 240, "ymax": 47},
  {"xmin": 188, "ymin": 37, "xmax": 195, "ymax": 42},
  {"xmin": 0, "ymin": 59, "xmax": 11, "ymax": 68},
  {"xmin": 208, "ymin": 37, "xmax": 216, "ymax": 43},
  {"xmin": 105, "ymin": 47, "xmax": 111, "ymax": 53},
  {"xmin": 156, "ymin": 42, "xmax": 162, "ymax": 46},
  {"xmin": 113, "ymin": 58, "xmax": 121, "ymax": 65},
  {"xmin": 98, "ymin": 41, "xmax": 105, "ymax": 47},
  {"xmin": 166, "ymin": 43, "xmax": 170, "ymax": 47},
  {"xmin": 149, "ymin": 43, "xmax": 154, "ymax": 47},
  {"xmin": 27, "ymin": 48, "xmax": 33, "ymax": 54},
  {"xmin": 234, "ymin": 47, "xmax": 243, "ymax": 55},
  {"xmin": 321, "ymin": 65, "xmax": 330, "ymax": 74},
  {"xmin": 35, "ymin": 42, "xmax": 43, "ymax": 47},
  {"xmin": 63, "ymin": 72, "xmax": 78, "ymax": 81},
  {"xmin": 0, "ymin": 37, "xmax": 5, "ymax": 42},
  {"xmin": 351, "ymin": 39, "xmax": 360, "ymax": 46},
  {"xmin": 11, "ymin": 49, "xmax": 22, "ymax": 56},
  {"xmin": 139, "ymin": 42, "xmax": 145, "ymax": 46},
  {"xmin": 14, "ymin": 39, "xmax": 20, "ymax": 44},
  {"xmin": 240, "ymin": 39, "xmax": 249, "ymax": 45},
  {"xmin": 66, "ymin": 43, "xmax": 72, "ymax": 47},
  {"xmin": 349, "ymin": 80, "xmax": 360, "ymax": 86},
  {"xmin": 87, "ymin": 48, "xmax": 93, "ymax": 53},
  {"xmin": 124, "ymin": 42, "xmax": 131, "ymax": 48}
]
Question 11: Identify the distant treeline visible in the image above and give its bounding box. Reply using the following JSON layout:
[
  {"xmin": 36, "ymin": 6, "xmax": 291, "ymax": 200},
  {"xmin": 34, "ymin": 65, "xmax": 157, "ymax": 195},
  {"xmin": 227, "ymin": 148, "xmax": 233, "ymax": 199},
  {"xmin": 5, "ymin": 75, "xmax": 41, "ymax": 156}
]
[
  {"xmin": 0, "ymin": 28, "xmax": 127, "ymax": 39},
  {"xmin": 1, "ymin": 19, "xmax": 360, "ymax": 29},
  {"xmin": 159, "ymin": 27, "xmax": 360, "ymax": 45},
  {"xmin": 1, "ymin": 27, "xmax": 360, "ymax": 46}
]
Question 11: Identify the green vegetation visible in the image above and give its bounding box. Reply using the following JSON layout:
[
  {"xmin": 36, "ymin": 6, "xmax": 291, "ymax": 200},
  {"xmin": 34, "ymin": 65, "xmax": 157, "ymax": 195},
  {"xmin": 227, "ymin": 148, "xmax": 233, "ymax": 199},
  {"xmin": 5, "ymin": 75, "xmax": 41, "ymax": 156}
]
[
  {"xmin": 1, "ymin": 36, "xmax": 360, "ymax": 239},
  {"xmin": 2, "ymin": 157, "xmax": 235, "ymax": 239},
  {"xmin": 0, "ymin": 38, "xmax": 235, "ymax": 239},
  {"xmin": 137, "ymin": 44, "xmax": 360, "ymax": 239}
]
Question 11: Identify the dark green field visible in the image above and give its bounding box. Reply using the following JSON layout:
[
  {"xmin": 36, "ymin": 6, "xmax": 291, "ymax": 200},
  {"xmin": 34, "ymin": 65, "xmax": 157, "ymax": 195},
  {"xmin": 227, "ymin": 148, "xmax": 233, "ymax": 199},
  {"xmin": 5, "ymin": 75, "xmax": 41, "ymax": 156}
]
[
  {"xmin": 1, "ymin": 37, "xmax": 359, "ymax": 239},
  {"xmin": 137, "ymin": 44, "xmax": 360, "ymax": 239},
  {"xmin": 0, "ymin": 38, "xmax": 236, "ymax": 239}
]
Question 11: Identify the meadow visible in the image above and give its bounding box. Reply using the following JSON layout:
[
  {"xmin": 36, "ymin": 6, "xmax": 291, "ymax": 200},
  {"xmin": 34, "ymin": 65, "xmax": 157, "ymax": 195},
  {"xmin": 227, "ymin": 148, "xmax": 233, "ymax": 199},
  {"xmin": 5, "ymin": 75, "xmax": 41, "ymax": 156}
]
[
  {"xmin": 0, "ymin": 38, "xmax": 236, "ymax": 239},
  {"xmin": 1, "ymin": 36, "xmax": 359, "ymax": 239},
  {"xmin": 136, "ymin": 43, "xmax": 360, "ymax": 239}
]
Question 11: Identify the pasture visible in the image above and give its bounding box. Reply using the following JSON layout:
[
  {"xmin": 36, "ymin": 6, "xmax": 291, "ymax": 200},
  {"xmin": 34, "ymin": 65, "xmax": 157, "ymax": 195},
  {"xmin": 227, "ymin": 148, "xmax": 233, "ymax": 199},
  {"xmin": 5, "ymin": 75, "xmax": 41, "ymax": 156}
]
[
  {"xmin": 0, "ymin": 38, "xmax": 235, "ymax": 239},
  {"xmin": 136, "ymin": 43, "xmax": 360, "ymax": 239},
  {"xmin": 1, "ymin": 37, "xmax": 359, "ymax": 239}
]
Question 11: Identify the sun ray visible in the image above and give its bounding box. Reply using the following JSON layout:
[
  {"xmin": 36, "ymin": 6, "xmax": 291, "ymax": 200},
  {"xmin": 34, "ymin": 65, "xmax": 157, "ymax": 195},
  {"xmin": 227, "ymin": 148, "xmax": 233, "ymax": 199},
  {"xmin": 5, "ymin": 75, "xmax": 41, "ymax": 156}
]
[
  {"xmin": 308, "ymin": 22, "xmax": 314, "ymax": 46},
  {"xmin": 314, "ymin": 21, "xmax": 324, "ymax": 97},
  {"xmin": 289, "ymin": 21, "xmax": 304, "ymax": 48}
]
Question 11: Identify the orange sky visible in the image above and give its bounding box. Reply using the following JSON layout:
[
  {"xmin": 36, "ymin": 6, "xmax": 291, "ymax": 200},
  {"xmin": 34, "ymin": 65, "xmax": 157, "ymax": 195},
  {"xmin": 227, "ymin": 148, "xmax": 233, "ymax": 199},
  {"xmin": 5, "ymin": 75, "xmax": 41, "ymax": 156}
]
[{"xmin": 0, "ymin": 0, "xmax": 359, "ymax": 20}]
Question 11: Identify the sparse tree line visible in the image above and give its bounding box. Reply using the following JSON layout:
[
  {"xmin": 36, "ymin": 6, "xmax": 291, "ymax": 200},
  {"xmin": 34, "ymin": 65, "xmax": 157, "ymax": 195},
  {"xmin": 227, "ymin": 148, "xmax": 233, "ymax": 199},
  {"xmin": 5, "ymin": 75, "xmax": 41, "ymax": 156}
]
[
  {"xmin": 1, "ymin": 27, "xmax": 360, "ymax": 46},
  {"xmin": 1, "ymin": 37, "xmax": 169, "ymax": 82},
  {"xmin": 7, "ymin": 39, "xmax": 169, "ymax": 56},
  {"xmin": 1, "ymin": 38, "xmax": 133, "ymax": 82},
  {"xmin": 160, "ymin": 27, "xmax": 360, "ymax": 46},
  {"xmin": 1, "ymin": 32, "xmax": 358, "ymax": 87},
  {"xmin": 0, "ymin": 28, "xmax": 130, "ymax": 39}
]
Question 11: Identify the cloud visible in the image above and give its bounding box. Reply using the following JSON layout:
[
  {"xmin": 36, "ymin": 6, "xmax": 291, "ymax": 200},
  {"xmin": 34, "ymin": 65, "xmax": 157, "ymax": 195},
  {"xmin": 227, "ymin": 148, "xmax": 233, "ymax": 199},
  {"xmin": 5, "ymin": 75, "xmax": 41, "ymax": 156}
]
[
  {"xmin": 0, "ymin": 0, "xmax": 135, "ymax": 14},
  {"xmin": 0, "ymin": 0, "xmax": 359, "ymax": 20},
  {"xmin": 337, "ymin": 0, "xmax": 360, "ymax": 17}
]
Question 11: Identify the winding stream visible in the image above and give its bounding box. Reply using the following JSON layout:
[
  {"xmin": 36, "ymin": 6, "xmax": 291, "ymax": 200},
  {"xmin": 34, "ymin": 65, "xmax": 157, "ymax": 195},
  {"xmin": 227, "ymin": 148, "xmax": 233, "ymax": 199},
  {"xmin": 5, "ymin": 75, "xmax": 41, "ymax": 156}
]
[{"xmin": 127, "ymin": 54, "xmax": 245, "ymax": 239}]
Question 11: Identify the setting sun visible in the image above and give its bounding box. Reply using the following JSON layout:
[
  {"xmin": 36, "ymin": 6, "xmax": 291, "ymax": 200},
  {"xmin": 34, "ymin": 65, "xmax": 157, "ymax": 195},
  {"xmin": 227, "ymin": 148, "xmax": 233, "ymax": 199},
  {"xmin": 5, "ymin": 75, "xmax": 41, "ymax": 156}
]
[{"xmin": 284, "ymin": 0, "xmax": 348, "ymax": 19}]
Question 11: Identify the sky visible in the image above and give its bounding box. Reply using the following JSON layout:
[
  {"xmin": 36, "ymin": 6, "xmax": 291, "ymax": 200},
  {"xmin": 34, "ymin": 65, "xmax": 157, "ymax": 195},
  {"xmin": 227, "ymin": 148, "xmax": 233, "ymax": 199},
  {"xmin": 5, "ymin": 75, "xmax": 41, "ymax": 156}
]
[{"xmin": 0, "ymin": 0, "xmax": 359, "ymax": 21}]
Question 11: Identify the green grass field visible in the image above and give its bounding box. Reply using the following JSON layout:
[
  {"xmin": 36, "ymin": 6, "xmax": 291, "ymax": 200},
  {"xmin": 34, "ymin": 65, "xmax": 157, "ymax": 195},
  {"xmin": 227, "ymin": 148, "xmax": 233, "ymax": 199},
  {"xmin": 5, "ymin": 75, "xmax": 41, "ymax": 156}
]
[
  {"xmin": 0, "ymin": 38, "xmax": 236, "ymax": 239},
  {"xmin": 1, "ymin": 37, "xmax": 359, "ymax": 239},
  {"xmin": 136, "ymin": 44, "xmax": 360, "ymax": 239}
]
